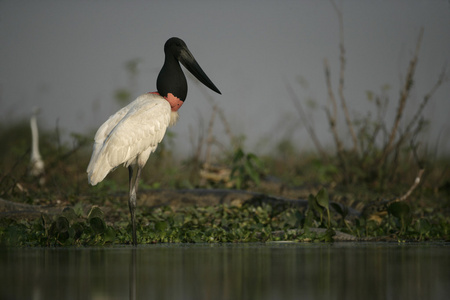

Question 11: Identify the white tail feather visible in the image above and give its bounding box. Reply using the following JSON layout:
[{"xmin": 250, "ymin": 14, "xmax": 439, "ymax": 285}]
[{"xmin": 87, "ymin": 143, "xmax": 114, "ymax": 185}]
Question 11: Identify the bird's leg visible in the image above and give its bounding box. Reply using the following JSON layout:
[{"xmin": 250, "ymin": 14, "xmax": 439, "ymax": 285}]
[
  {"xmin": 132, "ymin": 166, "xmax": 143, "ymax": 245},
  {"xmin": 133, "ymin": 166, "xmax": 142, "ymax": 195},
  {"xmin": 128, "ymin": 166, "xmax": 137, "ymax": 246}
]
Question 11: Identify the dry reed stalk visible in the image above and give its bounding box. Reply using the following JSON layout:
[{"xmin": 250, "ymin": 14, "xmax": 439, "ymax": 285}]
[
  {"xmin": 324, "ymin": 59, "xmax": 344, "ymax": 154},
  {"xmin": 285, "ymin": 81, "xmax": 327, "ymax": 160},
  {"xmin": 331, "ymin": 0, "xmax": 358, "ymax": 152},
  {"xmin": 380, "ymin": 29, "xmax": 424, "ymax": 163}
]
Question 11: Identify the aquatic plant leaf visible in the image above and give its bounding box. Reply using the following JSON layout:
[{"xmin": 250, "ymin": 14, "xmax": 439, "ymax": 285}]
[
  {"xmin": 388, "ymin": 201, "xmax": 412, "ymax": 233},
  {"xmin": 244, "ymin": 160, "xmax": 260, "ymax": 185},
  {"xmin": 62, "ymin": 207, "xmax": 77, "ymax": 222},
  {"xmin": 234, "ymin": 176, "xmax": 242, "ymax": 190},
  {"xmin": 88, "ymin": 206, "xmax": 104, "ymax": 220},
  {"xmin": 155, "ymin": 221, "xmax": 168, "ymax": 232},
  {"xmin": 304, "ymin": 196, "xmax": 317, "ymax": 228},
  {"xmin": 73, "ymin": 202, "xmax": 85, "ymax": 217},
  {"xmin": 330, "ymin": 202, "xmax": 348, "ymax": 218},
  {"xmin": 68, "ymin": 227, "xmax": 76, "ymax": 239},
  {"xmin": 307, "ymin": 194, "xmax": 321, "ymax": 213},
  {"xmin": 388, "ymin": 202, "xmax": 410, "ymax": 219},
  {"xmin": 104, "ymin": 227, "xmax": 116, "ymax": 242},
  {"xmin": 233, "ymin": 148, "xmax": 244, "ymax": 163},
  {"xmin": 415, "ymin": 218, "xmax": 431, "ymax": 237},
  {"xmin": 41, "ymin": 214, "xmax": 52, "ymax": 228},
  {"xmin": 89, "ymin": 217, "xmax": 106, "ymax": 234},
  {"xmin": 316, "ymin": 188, "xmax": 329, "ymax": 210},
  {"xmin": 323, "ymin": 228, "xmax": 336, "ymax": 242},
  {"xmin": 71, "ymin": 222, "xmax": 84, "ymax": 240},
  {"xmin": 56, "ymin": 216, "xmax": 69, "ymax": 233}
]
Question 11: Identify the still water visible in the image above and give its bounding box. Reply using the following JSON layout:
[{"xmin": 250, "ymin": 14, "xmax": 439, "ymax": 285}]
[{"xmin": 1, "ymin": 242, "xmax": 449, "ymax": 300}]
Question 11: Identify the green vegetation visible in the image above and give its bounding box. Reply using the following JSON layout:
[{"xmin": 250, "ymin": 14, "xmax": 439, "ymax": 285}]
[{"xmin": 0, "ymin": 116, "xmax": 448, "ymax": 246}]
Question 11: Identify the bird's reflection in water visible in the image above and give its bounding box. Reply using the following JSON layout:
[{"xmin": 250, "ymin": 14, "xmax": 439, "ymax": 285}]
[{"xmin": 129, "ymin": 247, "xmax": 137, "ymax": 300}]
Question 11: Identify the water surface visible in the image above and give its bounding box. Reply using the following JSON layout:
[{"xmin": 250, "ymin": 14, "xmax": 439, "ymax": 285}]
[{"xmin": 1, "ymin": 242, "xmax": 449, "ymax": 300}]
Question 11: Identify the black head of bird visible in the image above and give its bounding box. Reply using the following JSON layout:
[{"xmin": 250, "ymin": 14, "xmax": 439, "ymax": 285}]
[{"xmin": 157, "ymin": 37, "xmax": 221, "ymax": 106}]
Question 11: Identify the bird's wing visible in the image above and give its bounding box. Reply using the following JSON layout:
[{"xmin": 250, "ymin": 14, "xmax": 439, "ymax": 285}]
[
  {"xmin": 93, "ymin": 95, "xmax": 151, "ymax": 143},
  {"xmin": 103, "ymin": 97, "xmax": 172, "ymax": 167},
  {"xmin": 86, "ymin": 97, "xmax": 140, "ymax": 176},
  {"xmin": 87, "ymin": 94, "xmax": 172, "ymax": 185}
]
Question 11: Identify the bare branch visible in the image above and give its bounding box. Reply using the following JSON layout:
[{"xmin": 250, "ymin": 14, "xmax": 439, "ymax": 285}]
[
  {"xmin": 324, "ymin": 62, "xmax": 351, "ymax": 184},
  {"xmin": 398, "ymin": 168, "xmax": 424, "ymax": 202},
  {"xmin": 204, "ymin": 107, "xmax": 218, "ymax": 167},
  {"xmin": 331, "ymin": 0, "xmax": 358, "ymax": 152},
  {"xmin": 403, "ymin": 66, "xmax": 447, "ymax": 139},
  {"xmin": 285, "ymin": 81, "xmax": 328, "ymax": 160},
  {"xmin": 381, "ymin": 28, "xmax": 424, "ymax": 162},
  {"xmin": 215, "ymin": 104, "xmax": 236, "ymax": 147},
  {"xmin": 324, "ymin": 59, "xmax": 344, "ymax": 153},
  {"xmin": 195, "ymin": 81, "xmax": 237, "ymax": 148},
  {"xmin": 188, "ymin": 114, "xmax": 205, "ymax": 162}
]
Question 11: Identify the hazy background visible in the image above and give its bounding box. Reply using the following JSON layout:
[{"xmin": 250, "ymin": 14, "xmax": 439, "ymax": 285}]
[{"xmin": 1, "ymin": 0, "xmax": 450, "ymax": 158}]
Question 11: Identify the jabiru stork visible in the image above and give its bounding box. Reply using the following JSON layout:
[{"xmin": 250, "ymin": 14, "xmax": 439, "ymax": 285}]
[{"xmin": 87, "ymin": 37, "xmax": 221, "ymax": 245}]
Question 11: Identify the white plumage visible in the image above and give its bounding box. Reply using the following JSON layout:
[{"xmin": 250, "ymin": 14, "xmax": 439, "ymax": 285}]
[{"xmin": 87, "ymin": 93, "xmax": 179, "ymax": 185}]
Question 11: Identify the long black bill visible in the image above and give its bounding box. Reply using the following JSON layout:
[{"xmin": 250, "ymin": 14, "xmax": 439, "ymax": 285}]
[{"xmin": 179, "ymin": 48, "xmax": 221, "ymax": 95}]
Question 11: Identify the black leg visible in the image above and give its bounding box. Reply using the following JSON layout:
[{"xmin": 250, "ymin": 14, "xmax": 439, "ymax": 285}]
[
  {"xmin": 128, "ymin": 166, "xmax": 137, "ymax": 246},
  {"xmin": 132, "ymin": 167, "xmax": 143, "ymax": 245},
  {"xmin": 134, "ymin": 167, "xmax": 142, "ymax": 195}
]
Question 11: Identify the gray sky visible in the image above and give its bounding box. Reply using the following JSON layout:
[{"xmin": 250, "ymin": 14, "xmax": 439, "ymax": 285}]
[{"xmin": 1, "ymin": 0, "xmax": 450, "ymax": 157}]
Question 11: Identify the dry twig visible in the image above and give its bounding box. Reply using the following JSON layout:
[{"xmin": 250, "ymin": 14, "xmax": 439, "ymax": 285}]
[
  {"xmin": 285, "ymin": 82, "xmax": 327, "ymax": 160},
  {"xmin": 394, "ymin": 66, "xmax": 448, "ymax": 152},
  {"xmin": 204, "ymin": 107, "xmax": 218, "ymax": 167},
  {"xmin": 381, "ymin": 29, "xmax": 424, "ymax": 163},
  {"xmin": 195, "ymin": 80, "xmax": 236, "ymax": 148},
  {"xmin": 330, "ymin": 0, "xmax": 358, "ymax": 152},
  {"xmin": 398, "ymin": 168, "xmax": 425, "ymax": 202},
  {"xmin": 324, "ymin": 59, "xmax": 344, "ymax": 153}
]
